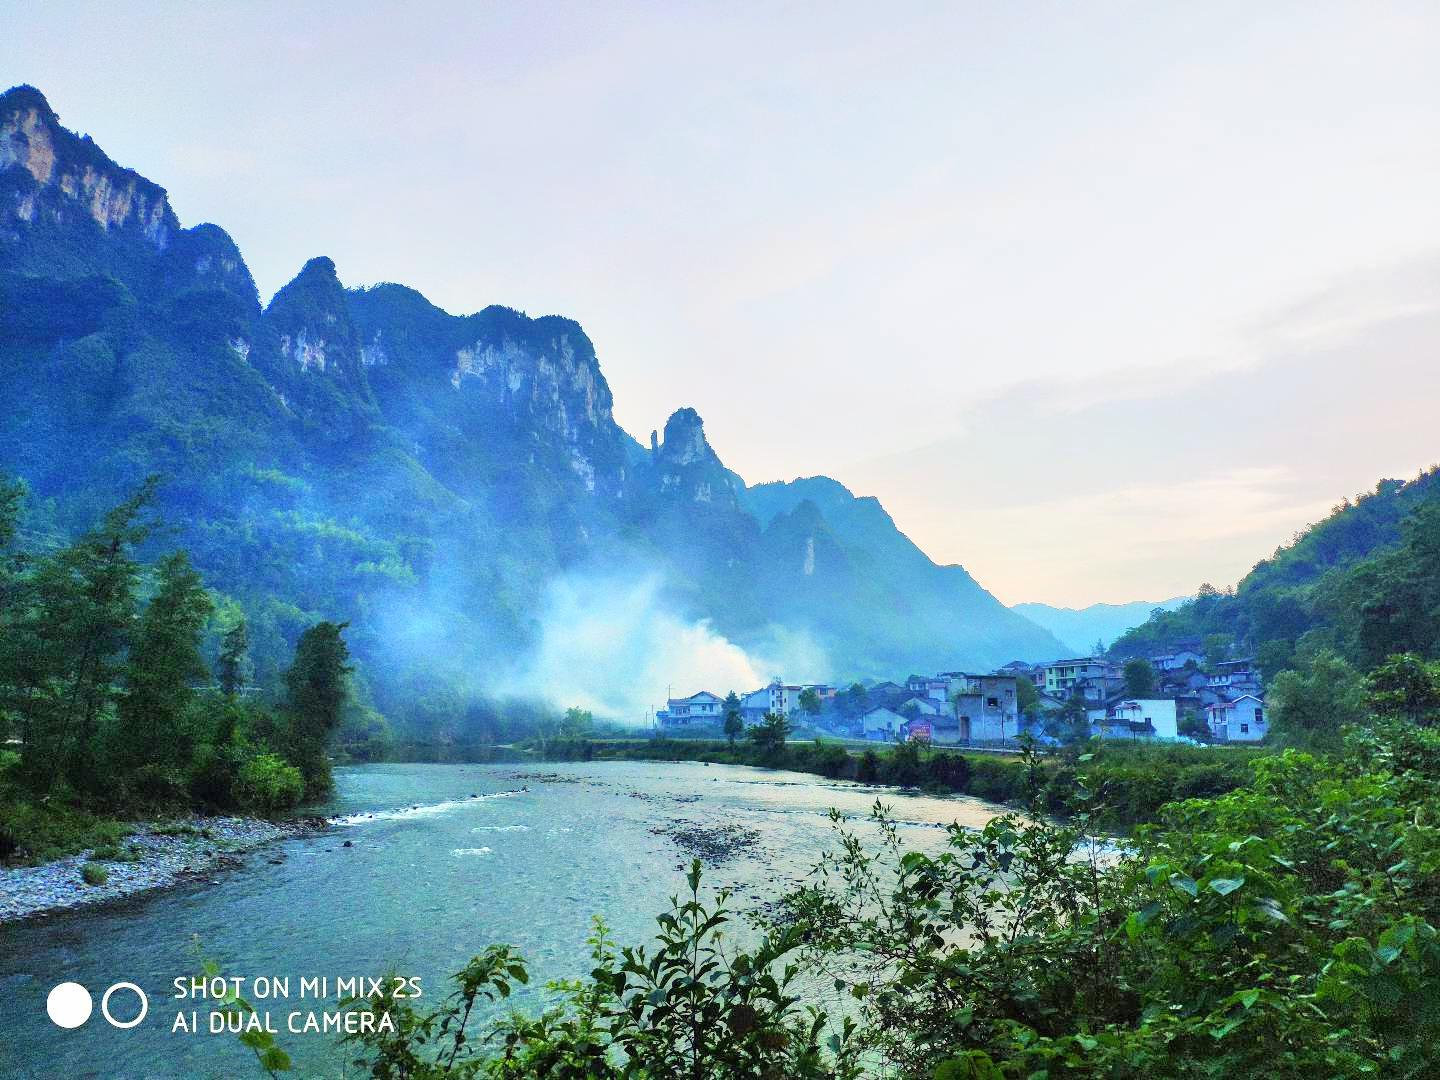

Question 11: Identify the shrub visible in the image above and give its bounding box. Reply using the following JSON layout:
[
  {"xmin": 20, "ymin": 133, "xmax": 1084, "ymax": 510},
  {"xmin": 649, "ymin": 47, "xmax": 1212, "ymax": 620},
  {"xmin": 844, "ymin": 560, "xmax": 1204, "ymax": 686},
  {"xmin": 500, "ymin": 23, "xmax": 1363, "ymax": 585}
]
[
  {"xmin": 90, "ymin": 842, "xmax": 143, "ymax": 862},
  {"xmin": 234, "ymin": 753, "xmax": 304, "ymax": 813},
  {"xmin": 80, "ymin": 862, "xmax": 108, "ymax": 886}
]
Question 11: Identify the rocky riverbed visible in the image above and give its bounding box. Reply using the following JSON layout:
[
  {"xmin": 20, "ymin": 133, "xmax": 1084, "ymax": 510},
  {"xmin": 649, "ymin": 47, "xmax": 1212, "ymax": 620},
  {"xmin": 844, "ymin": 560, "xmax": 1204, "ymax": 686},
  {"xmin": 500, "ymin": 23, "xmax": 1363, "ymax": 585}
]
[{"xmin": 0, "ymin": 816, "xmax": 325, "ymax": 924}]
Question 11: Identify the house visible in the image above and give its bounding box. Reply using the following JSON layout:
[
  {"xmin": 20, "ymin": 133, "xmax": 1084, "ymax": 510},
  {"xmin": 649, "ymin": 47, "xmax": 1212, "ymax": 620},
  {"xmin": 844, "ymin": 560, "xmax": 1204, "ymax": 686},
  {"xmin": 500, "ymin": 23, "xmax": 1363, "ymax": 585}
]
[
  {"xmin": 943, "ymin": 674, "xmax": 1021, "ymax": 743},
  {"xmin": 1150, "ymin": 649, "xmax": 1204, "ymax": 672},
  {"xmin": 1042, "ymin": 658, "xmax": 1119, "ymax": 696},
  {"xmin": 659, "ymin": 691, "xmax": 723, "ymax": 726},
  {"xmin": 898, "ymin": 695, "xmax": 944, "ymax": 717},
  {"xmin": 860, "ymin": 706, "xmax": 907, "ymax": 740},
  {"xmin": 1208, "ymin": 660, "xmax": 1261, "ymax": 696},
  {"xmin": 1095, "ymin": 698, "xmax": 1178, "ymax": 740},
  {"xmin": 739, "ymin": 688, "xmax": 772, "ymax": 725},
  {"xmin": 1206, "ymin": 694, "xmax": 1267, "ymax": 743}
]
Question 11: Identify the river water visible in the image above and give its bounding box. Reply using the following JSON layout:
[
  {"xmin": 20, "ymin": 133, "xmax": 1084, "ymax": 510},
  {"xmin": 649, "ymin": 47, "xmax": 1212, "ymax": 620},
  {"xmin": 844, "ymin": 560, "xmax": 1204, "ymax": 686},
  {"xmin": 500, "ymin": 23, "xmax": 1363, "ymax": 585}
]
[{"xmin": 0, "ymin": 760, "xmax": 1010, "ymax": 1078}]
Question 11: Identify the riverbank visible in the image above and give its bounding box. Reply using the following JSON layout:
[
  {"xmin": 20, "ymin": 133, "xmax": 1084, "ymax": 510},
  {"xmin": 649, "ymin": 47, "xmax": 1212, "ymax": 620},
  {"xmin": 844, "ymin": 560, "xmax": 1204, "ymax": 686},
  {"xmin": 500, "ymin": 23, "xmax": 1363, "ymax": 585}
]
[
  {"xmin": 535, "ymin": 735, "xmax": 1267, "ymax": 829},
  {"xmin": 0, "ymin": 815, "xmax": 326, "ymax": 924}
]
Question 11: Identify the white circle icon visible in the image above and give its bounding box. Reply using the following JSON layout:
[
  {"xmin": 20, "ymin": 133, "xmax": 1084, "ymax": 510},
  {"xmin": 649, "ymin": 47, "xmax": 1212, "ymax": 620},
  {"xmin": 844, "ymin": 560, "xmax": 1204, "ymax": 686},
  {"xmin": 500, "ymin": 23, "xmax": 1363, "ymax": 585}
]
[
  {"xmin": 47, "ymin": 982, "xmax": 93, "ymax": 1028},
  {"xmin": 101, "ymin": 982, "xmax": 148, "ymax": 1029}
]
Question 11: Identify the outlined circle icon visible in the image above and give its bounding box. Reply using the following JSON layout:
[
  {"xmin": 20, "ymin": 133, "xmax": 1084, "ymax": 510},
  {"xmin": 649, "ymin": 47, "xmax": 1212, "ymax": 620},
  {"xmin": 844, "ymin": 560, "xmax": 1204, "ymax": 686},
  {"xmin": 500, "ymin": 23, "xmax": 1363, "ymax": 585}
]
[
  {"xmin": 47, "ymin": 982, "xmax": 93, "ymax": 1028},
  {"xmin": 101, "ymin": 982, "xmax": 149, "ymax": 1029}
]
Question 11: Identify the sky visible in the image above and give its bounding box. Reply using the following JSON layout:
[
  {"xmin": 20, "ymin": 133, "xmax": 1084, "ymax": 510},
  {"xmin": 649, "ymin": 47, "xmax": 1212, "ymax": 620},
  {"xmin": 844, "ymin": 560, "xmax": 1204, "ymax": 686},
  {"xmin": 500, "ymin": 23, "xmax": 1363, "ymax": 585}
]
[{"xmin": 5, "ymin": 1, "xmax": 1439, "ymax": 607}]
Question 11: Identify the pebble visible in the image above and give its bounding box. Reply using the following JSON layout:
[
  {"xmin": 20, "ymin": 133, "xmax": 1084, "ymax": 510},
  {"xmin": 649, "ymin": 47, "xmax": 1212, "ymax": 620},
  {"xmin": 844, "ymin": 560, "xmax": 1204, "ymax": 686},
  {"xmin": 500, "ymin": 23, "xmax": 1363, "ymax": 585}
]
[{"xmin": 0, "ymin": 816, "xmax": 323, "ymax": 925}]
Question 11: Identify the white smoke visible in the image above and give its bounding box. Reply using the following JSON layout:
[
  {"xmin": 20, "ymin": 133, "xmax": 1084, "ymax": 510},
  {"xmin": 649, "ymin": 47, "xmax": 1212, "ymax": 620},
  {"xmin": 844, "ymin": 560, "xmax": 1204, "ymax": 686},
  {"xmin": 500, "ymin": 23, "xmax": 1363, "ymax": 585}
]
[{"xmin": 498, "ymin": 572, "xmax": 830, "ymax": 723}]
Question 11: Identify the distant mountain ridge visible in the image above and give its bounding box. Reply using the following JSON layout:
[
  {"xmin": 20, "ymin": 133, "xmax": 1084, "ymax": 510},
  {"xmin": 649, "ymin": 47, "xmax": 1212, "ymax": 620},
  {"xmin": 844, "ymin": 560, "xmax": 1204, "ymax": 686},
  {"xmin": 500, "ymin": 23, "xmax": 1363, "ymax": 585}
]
[
  {"xmin": 1013, "ymin": 597, "xmax": 1191, "ymax": 656},
  {"xmin": 0, "ymin": 85, "xmax": 1065, "ymax": 733}
]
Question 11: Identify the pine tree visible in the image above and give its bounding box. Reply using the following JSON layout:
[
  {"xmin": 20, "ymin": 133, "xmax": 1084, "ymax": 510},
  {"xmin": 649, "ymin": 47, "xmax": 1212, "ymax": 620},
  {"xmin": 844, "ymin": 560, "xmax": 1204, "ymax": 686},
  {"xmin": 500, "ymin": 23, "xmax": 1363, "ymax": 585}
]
[
  {"xmin": 283, "ymin": 621, "xmax": 351, "ymax": 795},
  {"xmin": 20, "ymin": 479, "xmax": 155, "ymax": 791},
  {"xmin": 117, "ymin": 551, "xmax": 213, "ymax": 773},
  {"xmin": 218, "ymin": 618, "xmax": 250, "ymax": 697}
]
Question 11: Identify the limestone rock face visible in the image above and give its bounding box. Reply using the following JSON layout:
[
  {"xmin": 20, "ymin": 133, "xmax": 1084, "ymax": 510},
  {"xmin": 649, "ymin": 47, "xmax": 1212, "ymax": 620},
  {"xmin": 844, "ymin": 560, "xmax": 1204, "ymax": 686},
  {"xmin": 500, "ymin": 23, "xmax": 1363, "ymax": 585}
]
[
  {"xmin": 650, "ymin": 407, "xmax": 740, "ymax": 508},
  {"xmin": 0, "ymin": 86, "xmax": 178, "ymax": 271}
]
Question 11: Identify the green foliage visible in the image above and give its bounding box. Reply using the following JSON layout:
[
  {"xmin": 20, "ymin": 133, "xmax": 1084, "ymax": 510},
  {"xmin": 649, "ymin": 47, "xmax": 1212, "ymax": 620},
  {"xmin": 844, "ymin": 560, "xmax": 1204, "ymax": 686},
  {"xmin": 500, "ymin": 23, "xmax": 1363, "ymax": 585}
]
[
  {"xmin": 115, "ymin": 551, "xmax": 213, "ymax": 775},
  {"xmin": 1123, "ymin": 656, "xmax": 1157, "ymax": 695},
  {"xmin": 1365, "ymin": 652, "xmax": 1440, "ymax": 725},
  {"xmin": 1268, "ymin": 648, "xmax": 1367, "ymax": 745},
  {"xmin": 745, "ymin": 712, "xmax": 791, "ymax": 756},
  {"xmin": 0, "ymin": 478, "xmax": 344, "ymax": 854},
  {"xmin": 723, "ymin": 691, "xmax": 744, "ymax": 747},
  {"xmin": 218, "ymin": 617, "xmax": 250, "ymax": 697},
  {"xmin": 779, "ymin": 725, "xmax": 1440, "ymax": 1077},
  {"xmin": 336, "ymin": 862, "xmax": 860, "ymax": 1078},
  {"xmin": 233, "ymin": 753, "xmax": 304, "ymax": 814},
  {"xmin": 80, "ymin": 861, "xmax": 108, "ymax": 886},
  {"xmin": 89, "ymin": 841, "xmax": 143, "ymax": 862},
  {"xmin": 282, "ymin": 620, "xmax": 352, "ymax": 796},
  {"xmin": 0, "ymin": 798, "xmax": 128, "ymax": 864}
]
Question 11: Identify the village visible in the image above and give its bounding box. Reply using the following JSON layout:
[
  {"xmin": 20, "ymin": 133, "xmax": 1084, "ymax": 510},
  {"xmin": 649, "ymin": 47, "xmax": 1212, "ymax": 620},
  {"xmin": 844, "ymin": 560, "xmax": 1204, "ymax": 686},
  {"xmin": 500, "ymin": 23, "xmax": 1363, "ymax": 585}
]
[{"xmin": 654, "ymin": 644, "xmax": 1267, "ymax": 747}]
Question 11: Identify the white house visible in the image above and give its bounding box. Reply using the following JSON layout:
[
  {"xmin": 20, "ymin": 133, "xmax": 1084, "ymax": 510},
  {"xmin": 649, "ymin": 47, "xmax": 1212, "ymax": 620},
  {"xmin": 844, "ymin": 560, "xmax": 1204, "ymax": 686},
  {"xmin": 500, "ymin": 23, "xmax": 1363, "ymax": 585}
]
[
  {"xmin": 1205, "ymin": 695, "xmax": 1267, "ymax": 742},
  {"xmin": 660, "ymin": 691, "xmax": 723, "ymax": 726},
  {"xmin": 860, "ymin": 706, "xmax": 907, "ymax": 740},
  {"xmin": 1096, "ymin": 698, "xmax": 1178, "ymax": 740}
]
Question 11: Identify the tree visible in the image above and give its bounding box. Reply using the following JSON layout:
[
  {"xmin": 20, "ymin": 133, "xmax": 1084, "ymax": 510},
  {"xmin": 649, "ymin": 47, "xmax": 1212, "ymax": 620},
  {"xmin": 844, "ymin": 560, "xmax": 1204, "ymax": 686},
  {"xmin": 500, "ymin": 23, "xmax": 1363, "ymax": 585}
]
[
  {"xmin": 217, "ymin": 618, "xmax": 250, "ymax": 697},
  {"xmin": 797, "ymin": 687, "xmax": 821, "ymax": 716},
  {"xmin": 1202, "ymin": 633, "xmax": 1231, "ymax": 671},
  {"xmin": 1015, "ymin": 675, "xmax": 1039, "ymax": 717},
  {"xmin": 1178, "ymin": 708, "xmax": 1207, "ymax": 739},
  {"xmin": 1122, "ymin": 657, "xmax": 1156, "ymax": 696},
  {"xmin": 747, "ymin": 712, "xmax": 790, "ymax": 755},
  {"xmin": 283, "ymin": 621, "xmax": 352, "ymax": 794},
  {"xmin": 837, "ymin": 682, "xmax": 869, "ymax": 720},
  {"xmin": 722, "ymin": 691, "xmax": 743, "ymax": 747},
  {"xmin": 561, "ymin": 706, "xmax": 594, "ymax": 738},
  {"xmin": 1268, "ymin": 647, "xmax": 1366, "ymax": 744},
  {"xmin": 17, "ymin": 479, "xmax": 154, "ymax": 791},
  {"xmin": 116, "ymin": 552, "xmax": 213, "ymax": 774},
  {"xmin": 1366, "ymin": 653, "xmax": 1440, "ymax": 725}
]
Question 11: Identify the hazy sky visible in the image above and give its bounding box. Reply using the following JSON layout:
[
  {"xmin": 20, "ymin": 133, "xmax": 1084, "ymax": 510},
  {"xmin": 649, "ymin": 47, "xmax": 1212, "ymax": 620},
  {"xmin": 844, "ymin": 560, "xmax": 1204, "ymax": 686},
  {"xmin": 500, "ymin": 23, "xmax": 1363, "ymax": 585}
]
[{"xmin": 6, "ymin": 1, "xmax": 1439, "ymax": 606}]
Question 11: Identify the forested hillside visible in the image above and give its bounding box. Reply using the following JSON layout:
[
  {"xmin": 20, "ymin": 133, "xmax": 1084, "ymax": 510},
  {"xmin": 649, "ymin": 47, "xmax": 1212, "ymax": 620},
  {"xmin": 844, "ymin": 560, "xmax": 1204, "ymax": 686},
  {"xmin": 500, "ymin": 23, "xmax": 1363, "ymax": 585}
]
[{"xmin": 1111, "ymin": 468, "xmax": 1440, "ymax": 679}]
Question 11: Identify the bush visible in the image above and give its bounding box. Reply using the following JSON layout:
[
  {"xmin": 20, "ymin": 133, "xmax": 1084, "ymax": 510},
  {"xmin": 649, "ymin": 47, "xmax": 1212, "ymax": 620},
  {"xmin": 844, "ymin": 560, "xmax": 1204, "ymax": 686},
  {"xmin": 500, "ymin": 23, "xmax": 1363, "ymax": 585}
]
[
  {"xmin": 80, "ymin": 862, "xmax": 108, "ymax": 886},
  {"xmin": 234, "ymin": 753, "xmax": 304, "ymax": 813},
  {"xmin": 0, "ymin": 796, "xmax": 129, "ymax": 864},
  {"xmin": 90, "ymin": 842, "xmax": 143, "ymax": 862}
]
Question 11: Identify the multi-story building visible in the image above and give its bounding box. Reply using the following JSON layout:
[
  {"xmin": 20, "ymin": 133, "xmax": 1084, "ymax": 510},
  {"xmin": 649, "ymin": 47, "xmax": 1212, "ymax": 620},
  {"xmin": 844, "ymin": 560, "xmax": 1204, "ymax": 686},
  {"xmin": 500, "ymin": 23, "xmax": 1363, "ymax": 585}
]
[{"xmin": 1042, "ymin": 657, "xmax": 1118, "ymax": 696}]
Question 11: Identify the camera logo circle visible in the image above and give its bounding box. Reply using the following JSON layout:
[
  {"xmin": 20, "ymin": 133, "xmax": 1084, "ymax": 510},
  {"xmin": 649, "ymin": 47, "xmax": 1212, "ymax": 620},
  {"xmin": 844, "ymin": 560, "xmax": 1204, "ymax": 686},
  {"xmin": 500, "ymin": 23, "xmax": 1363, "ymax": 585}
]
[
  {"xmin": 47, "ymin": 982, "xmax": 92, "ymax": 1028},
  {"xmin": 102, "ymin": 982, "xmax": 149, "ymax": 1028},
  {"xmin": 47, "ymin": 982, "xmax": 149, "ymax": 1028}
]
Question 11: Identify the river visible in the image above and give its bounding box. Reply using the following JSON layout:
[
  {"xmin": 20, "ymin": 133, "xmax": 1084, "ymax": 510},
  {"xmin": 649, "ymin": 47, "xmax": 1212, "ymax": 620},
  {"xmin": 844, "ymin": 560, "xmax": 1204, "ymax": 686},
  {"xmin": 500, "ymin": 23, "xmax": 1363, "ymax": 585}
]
[{"xmin": 0, "ymin": 760, "xmax": 1011, "ymax": 1078}]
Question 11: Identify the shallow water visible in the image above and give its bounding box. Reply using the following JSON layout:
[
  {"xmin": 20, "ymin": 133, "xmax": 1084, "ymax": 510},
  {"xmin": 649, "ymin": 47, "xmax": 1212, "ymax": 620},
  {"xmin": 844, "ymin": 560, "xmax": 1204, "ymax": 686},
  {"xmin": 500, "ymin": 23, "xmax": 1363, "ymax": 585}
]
[{"xmin": 0, "ymin": 760, "xmax": 1008, "ymax": 1078}]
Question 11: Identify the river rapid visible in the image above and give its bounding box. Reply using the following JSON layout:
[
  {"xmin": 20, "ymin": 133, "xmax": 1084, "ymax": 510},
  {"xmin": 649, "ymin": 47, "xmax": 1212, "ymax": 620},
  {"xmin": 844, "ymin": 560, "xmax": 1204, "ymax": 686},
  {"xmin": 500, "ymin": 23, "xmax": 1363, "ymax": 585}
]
[{"xmin": 0, "ymin": 760, "xmax": 1011, "ymax": 1078}]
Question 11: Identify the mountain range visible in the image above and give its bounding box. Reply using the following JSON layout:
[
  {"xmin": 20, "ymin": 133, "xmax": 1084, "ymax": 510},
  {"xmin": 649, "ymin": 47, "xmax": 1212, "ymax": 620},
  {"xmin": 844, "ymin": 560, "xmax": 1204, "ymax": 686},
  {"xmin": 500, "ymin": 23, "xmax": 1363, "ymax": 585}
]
[
  {"xmin": 0, "ymin": 85, "xmax": 1067, "ymax": 733},
  {"xmin": 1012, "ymin": 597, "xmax": 1191, "ymax": 656}
]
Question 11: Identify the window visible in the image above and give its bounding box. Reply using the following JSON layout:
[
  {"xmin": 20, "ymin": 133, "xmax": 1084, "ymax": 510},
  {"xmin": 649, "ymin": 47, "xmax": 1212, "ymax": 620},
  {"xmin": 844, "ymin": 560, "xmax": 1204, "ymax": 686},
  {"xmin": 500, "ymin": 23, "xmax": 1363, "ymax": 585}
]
[
  {"xmin": 1253, "ymin": 707, "xmax": 1264, "ymax": 723},
  {"xmin": 986, "ymin": 697, "xmax": 999, "ymax": 708},
  {"xmin": 1240, "ymin": 723, "xmax": 1250, "ymax": 733}
]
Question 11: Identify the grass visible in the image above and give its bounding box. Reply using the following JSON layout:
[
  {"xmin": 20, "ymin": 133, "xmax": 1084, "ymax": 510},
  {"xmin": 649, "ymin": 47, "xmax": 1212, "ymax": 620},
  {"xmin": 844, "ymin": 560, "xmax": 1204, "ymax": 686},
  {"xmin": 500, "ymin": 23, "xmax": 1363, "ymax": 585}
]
[
  {"xmin": 0, "ymin": 790, "xmax": 131, "ymax": 865},
  {"xmin": 89, "ymin": 841, "xmax": 144, "ymax": 862},
  {"xmin": 80, "ymin": 861, "xmax": 108, "ymax": 886}
]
